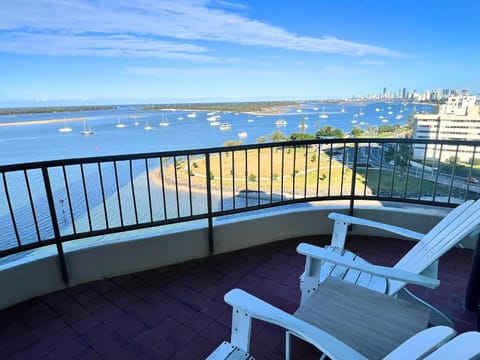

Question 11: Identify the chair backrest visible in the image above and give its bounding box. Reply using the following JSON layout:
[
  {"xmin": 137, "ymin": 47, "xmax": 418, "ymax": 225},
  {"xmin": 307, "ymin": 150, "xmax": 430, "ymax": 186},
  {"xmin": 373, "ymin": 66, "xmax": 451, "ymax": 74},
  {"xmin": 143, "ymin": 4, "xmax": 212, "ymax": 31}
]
[{"xmin": 389, "ymin": 199, "xmax": 480, "ymax": 295}]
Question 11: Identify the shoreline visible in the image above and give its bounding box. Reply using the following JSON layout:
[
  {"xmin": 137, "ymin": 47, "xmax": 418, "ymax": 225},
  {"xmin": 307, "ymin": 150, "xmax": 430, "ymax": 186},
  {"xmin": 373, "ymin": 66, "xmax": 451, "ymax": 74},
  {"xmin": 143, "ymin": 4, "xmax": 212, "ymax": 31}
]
[{"xmin": 0, "ymin": 117, "xmax": 87, "ymax": 127}]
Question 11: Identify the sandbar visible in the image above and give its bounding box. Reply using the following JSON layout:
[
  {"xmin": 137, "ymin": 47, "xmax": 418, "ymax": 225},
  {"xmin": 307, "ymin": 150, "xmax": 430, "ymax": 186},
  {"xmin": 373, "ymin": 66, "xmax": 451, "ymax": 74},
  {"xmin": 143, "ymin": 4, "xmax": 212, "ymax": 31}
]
[{"xmin": 0, "ymin": 117, "xmax": 87, "ymax": 127}]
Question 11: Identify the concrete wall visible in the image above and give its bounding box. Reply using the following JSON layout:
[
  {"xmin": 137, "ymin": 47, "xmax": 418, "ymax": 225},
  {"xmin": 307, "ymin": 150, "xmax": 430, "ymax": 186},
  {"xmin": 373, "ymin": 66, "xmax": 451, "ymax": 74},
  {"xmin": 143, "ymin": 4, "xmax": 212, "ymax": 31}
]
[{"xmin": 0, "ymin": 202, "xmax": 477, "ymax": 310}]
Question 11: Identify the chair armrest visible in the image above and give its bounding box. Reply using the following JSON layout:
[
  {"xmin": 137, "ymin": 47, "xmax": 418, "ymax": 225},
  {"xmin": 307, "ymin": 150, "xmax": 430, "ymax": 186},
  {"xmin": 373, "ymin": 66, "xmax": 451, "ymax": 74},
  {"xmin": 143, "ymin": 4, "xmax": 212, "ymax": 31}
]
[
  {"xmin": 384, "ymin": 326, "xmax": 456, "ymax": 360},
  {"xmin": 224, "ymin": 289, "xmax": 366, "ymax": 360},
  {"xmin": 328, "ymin": 213, "xmax": 425, "ymax": 240},
  {"xmin": 297, "ymin": 243, "xmax": 440, "ymax": 289}
]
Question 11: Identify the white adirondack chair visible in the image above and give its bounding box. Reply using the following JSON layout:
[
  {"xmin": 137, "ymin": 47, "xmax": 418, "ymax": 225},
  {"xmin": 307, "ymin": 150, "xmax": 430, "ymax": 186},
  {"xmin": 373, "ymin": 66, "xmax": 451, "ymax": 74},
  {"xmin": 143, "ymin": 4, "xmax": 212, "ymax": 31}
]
[
  {"xmin": 298, "ymin": 199, "xmax": 480, "ymax": 327},
  {"xmin": 219, "ymin": 288, "xmax": 480, "ymax": 360}
]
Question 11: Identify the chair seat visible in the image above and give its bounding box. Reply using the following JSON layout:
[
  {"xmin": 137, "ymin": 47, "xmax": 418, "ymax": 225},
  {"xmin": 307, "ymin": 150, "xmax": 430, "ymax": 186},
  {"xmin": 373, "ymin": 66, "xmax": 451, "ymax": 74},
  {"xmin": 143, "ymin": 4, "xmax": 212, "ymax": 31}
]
[
  {"xmin": 318, "ymin": 246, "xmax": 388, "ymax": 293},
  {"xmin": 294, "ymin": 277, "xmax": 430, "ymax": 359}
]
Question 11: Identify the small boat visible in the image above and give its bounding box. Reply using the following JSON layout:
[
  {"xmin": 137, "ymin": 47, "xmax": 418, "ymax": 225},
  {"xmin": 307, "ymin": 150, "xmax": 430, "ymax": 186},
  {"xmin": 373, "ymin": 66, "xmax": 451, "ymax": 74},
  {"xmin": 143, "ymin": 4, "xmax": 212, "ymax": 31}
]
[
  {"xmin": 313, "ymin": 107, "xmax": 319, "ymax": 111},
  {"xmin": 81, "ymin": 119, "xmax": 93, "ymax": 135},
  {"xmin": 207, "ymin": 115, "xmax": 220, "ymax": 121},
  {"xmin": 388, "ymin": 111, "xmax": 393, "ymax": 115},
  {"xmin": 275, "ymin": 119, "xmax": 287, "ymax": 126},
  {"xmin": 351, "ymin": 119, "xmax": 358, "ymax": 124},
  {"xmin": 58, "ymin": 118, "xmax": 72, "ymax": 133},
  {"xmin": 116, "ymin": 118, "xmax": 127, "ymax": 128},
  {"xmin": 210, "ymin": 121, "xmax": 220, "ymax": 126},
  {"xmin": 359, "ymin": 108, "xmax": 365, "ymax": 116},
  {"xmin": 395, "ymin": 114, "xmax": 403, "ymax": 120},
  {"xmin": 247, "ymin": 118, "xmax": 254, "ymax": 123},
  {"xmin": 238, "ymin": 131, "xmax": 248, "ymax": 138},
  {"xmin": 375, "ymin": 108, "xmax": 380, "ymax": 112},
  {"xmin": 320, "ymin": 106, "xmax": 328, "ymax": 118},
  {"xmin": 340, "ymin": 106, "xmax": 346, "ymax": 113},
  {"xmin": 144, "ymin": 121, "xmax": 153, "ymax": 130},
  {"xmin": 382, "ymin": 119, "xmax": 389, "ymax": 123},
  {"xmin": 296, "ymin": 109, "xmax": 302, "ymax": 113},
  {"xmin": 178, "ymin": 117, "xmax": 184, "ymax": 120},
  {"xmin": 219, "ymin": 123, "xmax": 232, "ymax": 130},
  {"xmin": 187, "ymin": 112, "xmax": 196, "ymax": 118},
  {"xmin": 159, "ymin": 114, "xmax": 169, "ymax": 127},
  {"xmin": 298, "ymin": 123, "xmax": 308, "ymax": 129},
  {"xmin": 131, "ymin": 115, "xmax": 140, "ymax": 125}
]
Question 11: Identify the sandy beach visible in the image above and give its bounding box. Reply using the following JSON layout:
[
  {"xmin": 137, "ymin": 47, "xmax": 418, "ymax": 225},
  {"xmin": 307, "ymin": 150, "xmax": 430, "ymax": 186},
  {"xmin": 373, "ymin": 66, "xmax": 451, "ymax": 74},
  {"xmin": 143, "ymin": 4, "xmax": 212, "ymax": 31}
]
[{"xmin": 0, "ymin": 117, "xmax": 87, "ymax": 127}]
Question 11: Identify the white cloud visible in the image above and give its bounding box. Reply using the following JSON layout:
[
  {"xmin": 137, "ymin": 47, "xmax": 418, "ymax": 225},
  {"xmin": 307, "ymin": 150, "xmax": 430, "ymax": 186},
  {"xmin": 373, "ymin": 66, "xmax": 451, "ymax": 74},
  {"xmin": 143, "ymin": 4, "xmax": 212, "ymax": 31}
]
[
  {"xmin": 125, "ymin": 66, "xmax": 283, "ymax": 77},
  {"xmin": 0, "ymin": 0, "xmax": 401, "ymax": 59}
]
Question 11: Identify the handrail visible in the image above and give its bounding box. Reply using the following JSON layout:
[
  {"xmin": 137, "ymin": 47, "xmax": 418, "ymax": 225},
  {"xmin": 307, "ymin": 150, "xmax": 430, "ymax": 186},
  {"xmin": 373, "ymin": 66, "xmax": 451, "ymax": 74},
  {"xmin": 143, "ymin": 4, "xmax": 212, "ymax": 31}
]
[{"xmin": 1, "ymin": 138, "xmax": 480, "ymax": 283}]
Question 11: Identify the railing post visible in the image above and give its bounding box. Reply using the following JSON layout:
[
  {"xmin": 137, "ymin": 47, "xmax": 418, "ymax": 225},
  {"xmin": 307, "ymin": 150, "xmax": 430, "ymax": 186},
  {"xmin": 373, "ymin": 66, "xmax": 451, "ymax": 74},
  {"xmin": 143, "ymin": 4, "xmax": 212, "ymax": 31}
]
[
  {"xmin": 42, "ymin": 167, "xmax": 69, "ymax": 285},
  {"xmin": 349, "ymin": 142, "xmax": 359, "ymax": 218},
  {"xmin": 205, "ymin": 153, "xmax": 214, "ymax": 254}
]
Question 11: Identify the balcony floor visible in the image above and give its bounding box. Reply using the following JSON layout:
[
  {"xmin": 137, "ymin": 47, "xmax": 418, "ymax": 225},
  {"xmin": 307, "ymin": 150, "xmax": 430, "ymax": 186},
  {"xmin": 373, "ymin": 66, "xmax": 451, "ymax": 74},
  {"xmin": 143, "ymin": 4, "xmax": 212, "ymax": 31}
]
[{"xmin": 0, "ymin": 235, "xmax": 477, "ymax": 359}]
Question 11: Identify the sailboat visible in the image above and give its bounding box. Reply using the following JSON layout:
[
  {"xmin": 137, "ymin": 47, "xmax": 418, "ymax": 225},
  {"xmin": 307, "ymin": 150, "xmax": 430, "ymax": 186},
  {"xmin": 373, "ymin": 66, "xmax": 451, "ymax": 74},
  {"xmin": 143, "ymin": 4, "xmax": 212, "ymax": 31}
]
[
  {"xmin": 159, "ymin": 114, "xmax": 170, "ymax": 127},
  {"xmin": 58, "ymin": 117, "xmax": 72, "ymax": 133},
  {"xmin": 144, "ymin": 120, "xmax": 153, "ymax": 130},
  {"xmin": 81, "ymin": 119, "xmax": 93, "ymax": 135},
  {"xmin": 320, "ymin": 107, "xmax": 328, "ymax": 119},
  {"xmin": 116, "ymin": 117, "xmax": 127, "ymax": 128}
]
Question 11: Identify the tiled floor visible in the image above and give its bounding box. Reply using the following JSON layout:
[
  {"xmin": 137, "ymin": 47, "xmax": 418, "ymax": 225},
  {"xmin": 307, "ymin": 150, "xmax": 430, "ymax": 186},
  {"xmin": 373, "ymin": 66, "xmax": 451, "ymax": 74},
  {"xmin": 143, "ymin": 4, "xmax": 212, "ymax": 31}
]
[{"xmin": 0, "ymin": 235, "xmax": 477, "ymax": 359}]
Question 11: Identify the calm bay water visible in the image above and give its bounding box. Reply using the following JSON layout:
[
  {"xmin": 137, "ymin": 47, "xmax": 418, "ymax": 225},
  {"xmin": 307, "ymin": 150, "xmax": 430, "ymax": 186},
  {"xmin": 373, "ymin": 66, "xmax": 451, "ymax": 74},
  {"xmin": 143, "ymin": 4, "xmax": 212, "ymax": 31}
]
[
  {"xmin": 0, "ymin": 101, "xmax": 432, "ymax": 166},
  {"xmin": 0, "ymin": 101, "xmax": 434, "ymax": 262}
]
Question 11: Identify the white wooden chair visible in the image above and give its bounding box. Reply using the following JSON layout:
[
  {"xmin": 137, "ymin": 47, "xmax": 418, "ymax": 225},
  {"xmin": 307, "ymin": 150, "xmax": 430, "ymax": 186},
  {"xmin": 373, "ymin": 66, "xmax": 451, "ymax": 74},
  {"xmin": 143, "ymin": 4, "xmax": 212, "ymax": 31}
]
[
  {"xmin": 298, "ymin": 199, "xmax": 480, "ymax": 327},
  {"xmin": 219, "ymin": 288, "xmax": 480, "ymax": 360}
]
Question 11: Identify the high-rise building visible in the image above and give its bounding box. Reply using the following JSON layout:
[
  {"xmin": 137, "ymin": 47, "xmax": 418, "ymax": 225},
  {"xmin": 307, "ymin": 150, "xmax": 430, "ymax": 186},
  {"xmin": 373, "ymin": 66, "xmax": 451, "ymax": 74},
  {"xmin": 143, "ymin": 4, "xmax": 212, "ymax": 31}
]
[{"xmin": 413, "ymin": 95, "xmax": 480, "ymax": 162}]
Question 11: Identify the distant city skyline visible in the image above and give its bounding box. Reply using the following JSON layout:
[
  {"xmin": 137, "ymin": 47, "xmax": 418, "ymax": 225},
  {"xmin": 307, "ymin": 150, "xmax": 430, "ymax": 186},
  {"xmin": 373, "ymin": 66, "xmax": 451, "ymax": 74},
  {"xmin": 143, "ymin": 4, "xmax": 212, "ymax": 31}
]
[{"xmin": 1, "ymin": 0, "xmax": 479, "ymax": 108}]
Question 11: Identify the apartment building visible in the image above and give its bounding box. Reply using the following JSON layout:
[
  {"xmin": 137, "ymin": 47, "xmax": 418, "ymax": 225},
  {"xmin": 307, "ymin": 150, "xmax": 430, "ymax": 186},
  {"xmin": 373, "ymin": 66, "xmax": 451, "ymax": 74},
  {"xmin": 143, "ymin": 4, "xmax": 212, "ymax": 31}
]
[{"xmin": 413, "ymin": 95, "xmax": 480, "ymax": 162}]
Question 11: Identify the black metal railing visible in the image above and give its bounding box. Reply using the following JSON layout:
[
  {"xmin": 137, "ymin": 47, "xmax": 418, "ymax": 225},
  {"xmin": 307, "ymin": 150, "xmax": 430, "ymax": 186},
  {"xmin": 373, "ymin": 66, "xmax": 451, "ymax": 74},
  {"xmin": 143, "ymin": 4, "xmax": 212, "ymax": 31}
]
[{"xmin": 1, "ymin": 138, "xmax": 480, "ymax": 282}]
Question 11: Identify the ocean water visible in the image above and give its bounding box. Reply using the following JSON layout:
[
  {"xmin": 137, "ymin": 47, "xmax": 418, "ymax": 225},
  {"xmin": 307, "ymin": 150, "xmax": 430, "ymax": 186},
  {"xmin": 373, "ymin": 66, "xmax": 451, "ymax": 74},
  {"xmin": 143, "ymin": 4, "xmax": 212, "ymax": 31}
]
[
  {"xmin": 0, "ymin": 101, "xmax": 433, "ymax": 166},
  {"xmin": 0, "ymin": 101, "xmax": 435, "ymax": 262}
]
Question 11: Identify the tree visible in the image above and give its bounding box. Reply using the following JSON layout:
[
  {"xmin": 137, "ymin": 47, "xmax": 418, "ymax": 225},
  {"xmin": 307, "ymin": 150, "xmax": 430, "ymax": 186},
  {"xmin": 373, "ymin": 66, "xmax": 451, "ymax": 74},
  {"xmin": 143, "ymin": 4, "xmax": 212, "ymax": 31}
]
[
  {"xmin": 290, "ymin": 132, "xmax": 315, "ymax": 141},
  {"xmin": 315, "ymin": 126, "xmax": 343, "ymax": 138},
  {"xmin": 223, "ymin": 140, "xmax": 243, "ymax": 147},
  {"xmin": 256, "ymin": 136, "xmax": 266, "ymax": 144},
  {"xmin": 385, "ymin": 144, "xmax": 411, "ymax": 171},
  {"xmin": 351, "ymin": 126, "xmax": 364, "ymax": 138},
  {"xmin": 269, "ymin": 130, "xmax": 288, "ymax": 142}
]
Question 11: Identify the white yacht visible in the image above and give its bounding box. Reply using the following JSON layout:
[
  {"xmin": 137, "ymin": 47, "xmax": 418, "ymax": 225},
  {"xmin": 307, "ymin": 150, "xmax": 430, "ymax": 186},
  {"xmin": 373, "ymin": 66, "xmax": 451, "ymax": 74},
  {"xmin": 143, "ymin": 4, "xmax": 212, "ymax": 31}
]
[
  {"xmin": 58, "ymin": 118, "xmax": 72, "ymax": 133},
  {"xmin": 187, "ymin": 112, "xmax": 196, "ymax": 118},
  {"xmin": 116, "ymin": 118, "xmax": 127, "ymax": 128},
  {"xmin": 238, "ymin": 131, "xmax": 248, "ymax": 138},
  {"xmin": 159, "ymin": 114, "xmax": 170, "ymax": 127},
  {"xmin": 144, "ymin": 121, "xmax": 153, "ymax": 130},
  {"xmin": 320, "ymin": 107, "xmax": 328, "ymax": 119},
  {"xmin": 275, "ymin": 119, "xmax": 287, "ymax": 126},
  {"xmin": 219, "ymin": 123, "xmax": 232, "ymax": 130},
  {"xmin": 81, "ymin": 120, "xmax": 93, "ymax": 136}
]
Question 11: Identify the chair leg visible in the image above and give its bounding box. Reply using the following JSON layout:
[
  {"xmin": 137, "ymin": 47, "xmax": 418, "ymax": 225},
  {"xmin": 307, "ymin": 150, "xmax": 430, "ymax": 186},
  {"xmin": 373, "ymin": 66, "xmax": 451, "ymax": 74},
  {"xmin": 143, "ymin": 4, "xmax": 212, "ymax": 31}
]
[
  {"xmin": 398, "ymin": 288, "xmax": 455, "ymax": 328},
  {"xmin": 285, "ymin": 331, "xmax": 291, "ymax": 360}
]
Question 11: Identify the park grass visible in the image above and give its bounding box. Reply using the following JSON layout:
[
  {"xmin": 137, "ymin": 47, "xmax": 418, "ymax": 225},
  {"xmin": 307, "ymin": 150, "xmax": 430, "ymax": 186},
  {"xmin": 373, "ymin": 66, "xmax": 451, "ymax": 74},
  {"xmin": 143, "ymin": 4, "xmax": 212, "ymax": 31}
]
[{"xmin": 156, "ymin": 146, "xmax": 451, "ymax": 198}]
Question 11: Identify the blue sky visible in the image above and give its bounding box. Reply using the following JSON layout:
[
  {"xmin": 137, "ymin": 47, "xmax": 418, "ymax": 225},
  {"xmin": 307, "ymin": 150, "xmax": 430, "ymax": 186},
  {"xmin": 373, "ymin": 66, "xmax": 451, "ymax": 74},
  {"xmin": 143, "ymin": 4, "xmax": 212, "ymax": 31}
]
[{"xmin": 0, "ymin": 0, "xmax": 479, "ymax": 107}]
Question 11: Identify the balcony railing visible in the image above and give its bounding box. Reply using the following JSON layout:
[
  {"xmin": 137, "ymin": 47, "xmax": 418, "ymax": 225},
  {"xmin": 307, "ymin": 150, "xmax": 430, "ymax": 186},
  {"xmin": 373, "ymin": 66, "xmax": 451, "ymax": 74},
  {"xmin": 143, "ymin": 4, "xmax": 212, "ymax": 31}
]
[{"xmin": 1, "ymin": 138, "xmax": 480, "ymax": 283}]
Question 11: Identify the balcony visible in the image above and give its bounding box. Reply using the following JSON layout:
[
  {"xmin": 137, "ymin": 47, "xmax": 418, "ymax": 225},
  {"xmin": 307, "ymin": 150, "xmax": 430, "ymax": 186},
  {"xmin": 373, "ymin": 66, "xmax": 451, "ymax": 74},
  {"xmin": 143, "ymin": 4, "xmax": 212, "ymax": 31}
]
[{"xmin": 0, "ymin": 138, "xmax": 479, "ymax": 358}]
